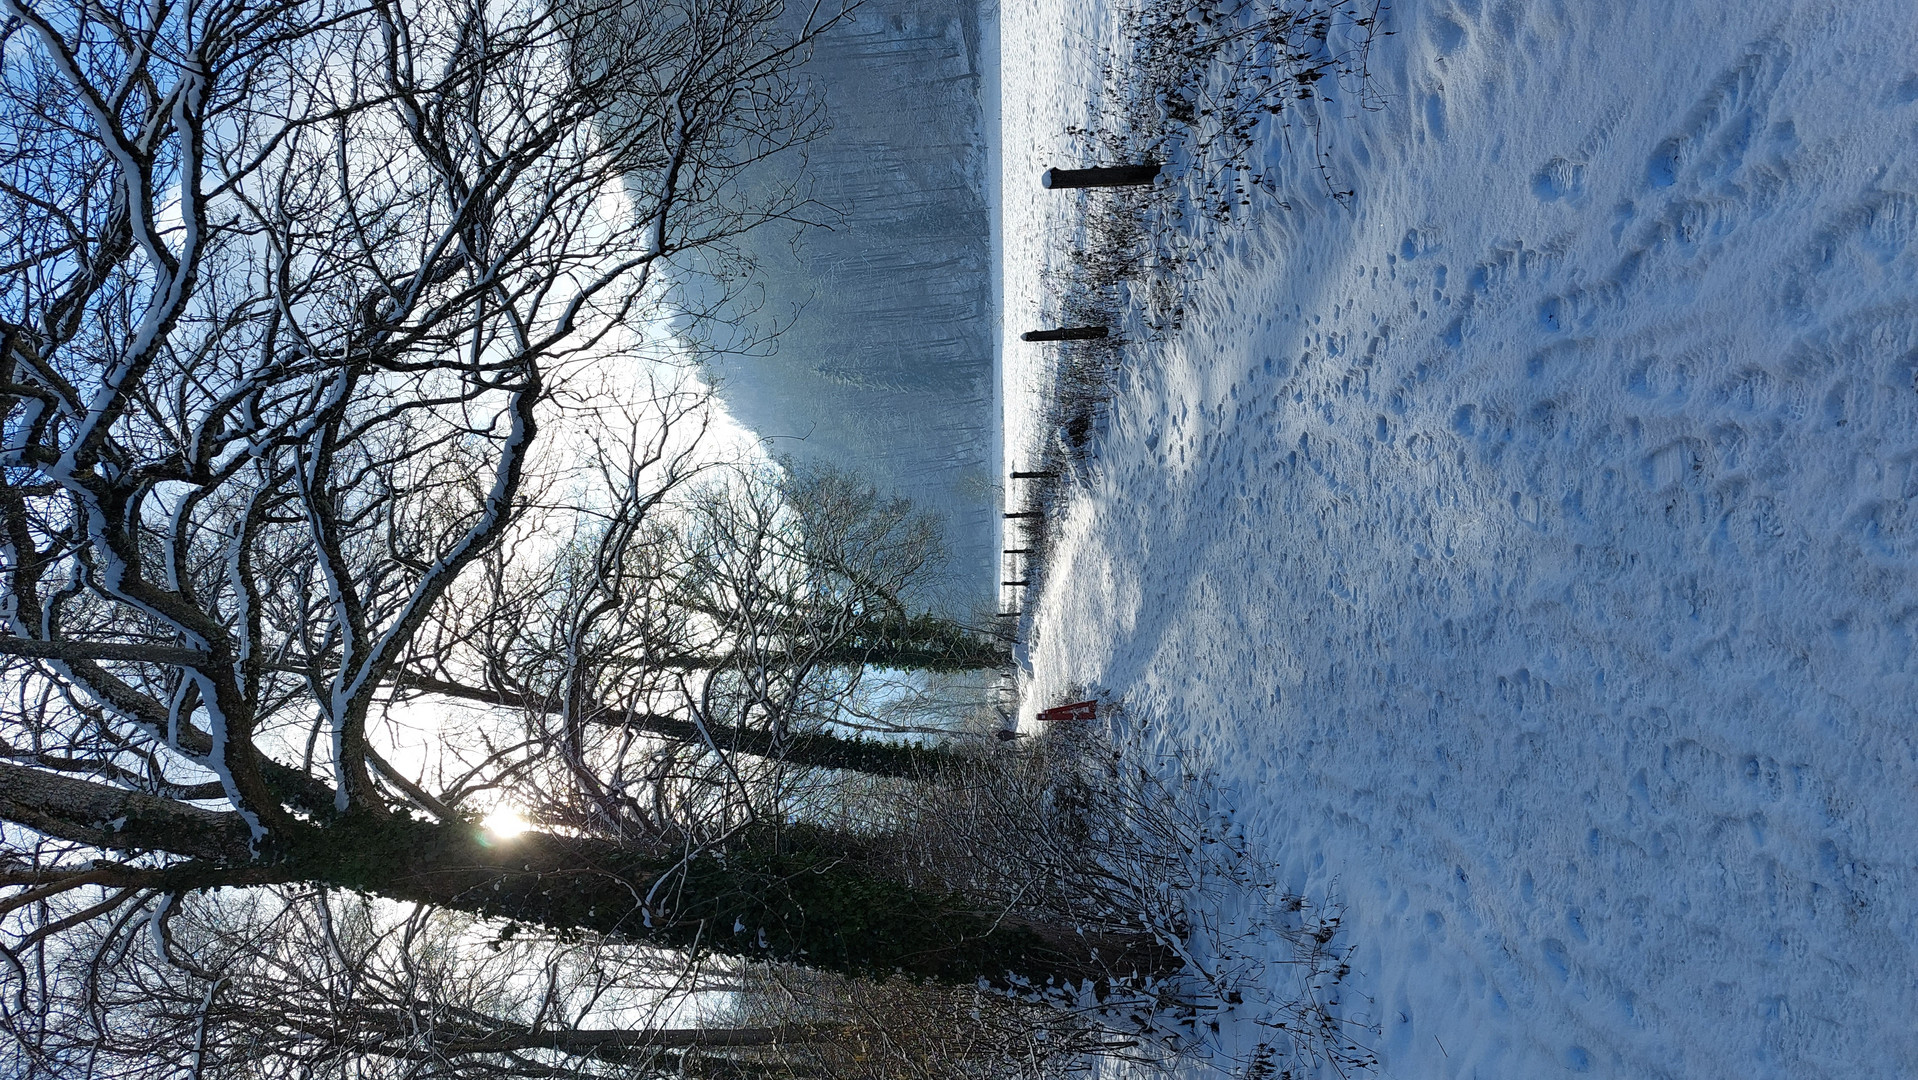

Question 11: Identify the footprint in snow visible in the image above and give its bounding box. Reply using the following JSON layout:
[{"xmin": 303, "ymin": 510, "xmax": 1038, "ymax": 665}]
[{"xmin": 1531, "ymin": 156, "xmax": 1587, "ymax": 201}]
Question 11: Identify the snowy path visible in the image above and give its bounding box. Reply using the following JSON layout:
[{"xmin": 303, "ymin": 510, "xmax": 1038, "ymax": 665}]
[{"xmin": 1001, "ymin": 1, "xmax": 1918, "ymax": 1076}]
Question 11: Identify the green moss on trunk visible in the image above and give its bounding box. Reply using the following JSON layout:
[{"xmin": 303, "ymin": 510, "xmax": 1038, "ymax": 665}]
[{"xmin": 277, "ymin": 816, "xmax": 1178, "ymax": 990}]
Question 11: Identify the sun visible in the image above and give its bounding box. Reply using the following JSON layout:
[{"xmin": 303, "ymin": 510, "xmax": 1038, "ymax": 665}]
[{"xmin": 481, "ymin": 805, "xmax": 532, "ymax": 839}]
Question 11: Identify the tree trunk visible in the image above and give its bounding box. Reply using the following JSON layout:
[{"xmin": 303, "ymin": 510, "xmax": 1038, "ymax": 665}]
[
  {"xmin": 0, "ymin": 763, "xmax": 1181, "ymax": 990},
  {"xmin": 401, "ymin": 675, "xmax": 969, "ymax": 780},
  {"xmin": 0, "ymin": 761, "xmax": 255, "ymax": 861},
  {"xmin": 630, "ymin": 615, "xmax": 1012, "ymax": 674},
  {"xmin": 452, "ymin": 1026, "xmax": 796, "ymax": 1052}
]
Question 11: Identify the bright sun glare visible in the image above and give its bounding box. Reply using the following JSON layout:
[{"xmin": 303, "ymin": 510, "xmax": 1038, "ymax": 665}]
[{"xmin": 482, "ymin": 806, "xmax": 532, "ymax": 839}]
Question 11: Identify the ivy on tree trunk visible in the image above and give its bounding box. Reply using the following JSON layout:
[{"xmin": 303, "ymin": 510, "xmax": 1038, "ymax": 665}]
[{"xmin": 1, "ymin": 762, "xmax": 1181, "ymax": 990}]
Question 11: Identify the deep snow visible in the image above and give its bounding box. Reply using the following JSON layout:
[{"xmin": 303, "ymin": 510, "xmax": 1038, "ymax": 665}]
[{"xmin": 1001, "ymin": 0, "xmax": 1918, "ymax": 1076}]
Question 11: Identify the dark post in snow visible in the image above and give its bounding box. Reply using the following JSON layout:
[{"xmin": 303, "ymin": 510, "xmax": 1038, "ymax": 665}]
[
  {"xmin": 1040, "ymin": 164, "xmax": 1161, "ymax": 189},
  {"xmin": 1002, "ymin": 580, "xmax": 1031, "ymax": 587},
  {"xmin": 1020, "ymin": 327, "xmax": 1108, "ymax": 342},
  {"xmin": 1003, "ymin": 511, "xmax": 1042, "ymax": 519},
  {"xmin": 1004, "ymin": 548, "xmax": 1034, "ymax": 554},
  {"xmin": 1009, "ymin": 470, "xmax": 1057, "ymax": 479}
]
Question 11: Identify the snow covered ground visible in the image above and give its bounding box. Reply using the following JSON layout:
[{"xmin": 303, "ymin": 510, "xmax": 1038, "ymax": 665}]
[{"xmin": 1000, "ymin": 0, "xmax": 1918, "ymax": 1076}]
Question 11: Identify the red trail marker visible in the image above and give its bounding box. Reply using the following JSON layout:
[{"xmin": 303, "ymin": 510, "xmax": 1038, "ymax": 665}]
[{"xmin": 1037, "ymin": 700, "xmax": 1097, "ymax": 724}]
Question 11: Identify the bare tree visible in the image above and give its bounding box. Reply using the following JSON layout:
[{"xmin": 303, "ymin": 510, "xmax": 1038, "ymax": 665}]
[
  {"xmin": 4, "ymin": 880, "xmax": 1159, "ymax": 1080},
  {"xmin": 403, "ymin": 457, "xmax": 1008, "ymax": 814},
  {"xmin": 0, "ymin": 0, "xmax": 837, "ymax": 818},
  {"xmin": 0, "ymin": 0, "xmax": 1177, "ymax": 1039},
  {"xmin": 3, "ymin": 885, "xmax": 846, "ymax": 1079}
]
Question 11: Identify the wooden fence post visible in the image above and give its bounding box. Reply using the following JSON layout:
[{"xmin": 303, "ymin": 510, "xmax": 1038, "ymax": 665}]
[
  {"xmin": 1020, "ymin": 327, "xmax": 1108, "ymax": 342},
  {"xmin": 1040, "ymin": 164, "xmax": 1161, "ymax": 189}
]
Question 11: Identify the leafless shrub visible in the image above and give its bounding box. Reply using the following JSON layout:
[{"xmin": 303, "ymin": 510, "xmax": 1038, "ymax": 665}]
[
  {"xmin": 854, "ymin": 715, "xmax": 1375, "ymax": 1075},
  {"xmin": 1085, "ymin": 0, "xmax": 1389, "ymax": 220},
  {"xmin": 718, "ymin": 964, "xmax": 1148, "ymax": 1080}
]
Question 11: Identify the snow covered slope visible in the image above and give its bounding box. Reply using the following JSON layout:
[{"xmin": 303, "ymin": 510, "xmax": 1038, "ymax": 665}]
[
  {"xmin": 705, "ymin": 0, "xmax": 999, "ymax": 616},
  {"xmin": 1002, "ymin": 0, "xmax": 1918, "ymax": 1076}
]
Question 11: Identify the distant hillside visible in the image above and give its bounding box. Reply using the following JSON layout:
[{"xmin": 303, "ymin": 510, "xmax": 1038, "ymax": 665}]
[{"xmin": 702, "ymin": 0, "xmax": 997, "ymax": 617}]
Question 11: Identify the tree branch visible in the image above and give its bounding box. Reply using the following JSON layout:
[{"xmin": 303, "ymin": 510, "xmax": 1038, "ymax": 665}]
[{"xmin": 0, "ymin": 637, "xmax": 212, "ymax": 667}]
